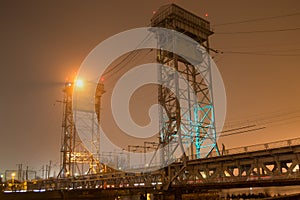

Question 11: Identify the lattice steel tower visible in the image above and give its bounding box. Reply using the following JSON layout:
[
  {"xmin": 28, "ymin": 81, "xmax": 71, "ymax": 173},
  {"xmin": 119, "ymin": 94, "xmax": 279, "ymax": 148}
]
[
  {"xmin": 58, "ymin": 81, "xmax": 104, "ymax": 177},
  {"xmin": 151, "ymin": 4, "xmax": 219, "ymax": 161}
]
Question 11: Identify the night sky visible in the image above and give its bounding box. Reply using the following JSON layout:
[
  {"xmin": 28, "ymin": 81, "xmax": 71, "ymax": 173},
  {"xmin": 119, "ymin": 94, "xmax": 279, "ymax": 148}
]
[{"xmin": 1, "ymin": 0, "xmax": 299, "ymax": 176}]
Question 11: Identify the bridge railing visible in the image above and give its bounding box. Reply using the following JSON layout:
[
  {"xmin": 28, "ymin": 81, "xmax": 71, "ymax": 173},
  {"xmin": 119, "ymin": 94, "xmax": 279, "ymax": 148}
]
[
  {"xmin": 191, "ymin": 137, "xmax": 300, "ymax": 159},
  {"xmin": 222, "ymin": 137, "xmax": 300, "ymax": 156}
]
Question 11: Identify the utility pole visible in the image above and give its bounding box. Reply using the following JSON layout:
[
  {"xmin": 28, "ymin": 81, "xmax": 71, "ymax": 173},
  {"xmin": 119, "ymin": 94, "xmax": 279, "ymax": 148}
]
[
  {"xmin": 17, "ymin": 163, "xmax": 22, "ymax": 181},
  {"xmin": 48, "ymin": 160, "xmax": 52, "ymax": 178}
]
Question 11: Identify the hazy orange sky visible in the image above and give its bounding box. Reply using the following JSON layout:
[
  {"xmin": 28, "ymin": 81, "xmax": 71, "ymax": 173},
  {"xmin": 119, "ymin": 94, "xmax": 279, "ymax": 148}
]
[{"xmin": 0, "ymin": 0, "xmax": 299, "ymax": 175}]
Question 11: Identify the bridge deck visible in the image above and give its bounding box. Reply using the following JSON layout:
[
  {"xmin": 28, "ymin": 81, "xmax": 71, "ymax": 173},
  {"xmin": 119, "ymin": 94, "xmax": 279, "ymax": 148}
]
[{"xmin": 7, "ymin": 138, "xmax": 300, "ymax": 194}]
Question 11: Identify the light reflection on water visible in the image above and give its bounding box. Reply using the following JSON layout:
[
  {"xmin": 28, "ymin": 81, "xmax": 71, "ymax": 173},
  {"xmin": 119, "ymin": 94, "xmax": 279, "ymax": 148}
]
[{"xmin": 221, "ymin": 186, "xmax": 300, "ymax": 196}]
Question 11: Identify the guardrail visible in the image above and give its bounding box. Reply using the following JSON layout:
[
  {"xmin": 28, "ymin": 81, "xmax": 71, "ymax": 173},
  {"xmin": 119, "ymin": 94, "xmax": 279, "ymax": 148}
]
[
  {"xmin": 188, "ymin": 137, "xmax": 300, "ymax": 159},
  {"xmin": 224, "ymin": 137, "xmax": 300, "ymax": 156}
]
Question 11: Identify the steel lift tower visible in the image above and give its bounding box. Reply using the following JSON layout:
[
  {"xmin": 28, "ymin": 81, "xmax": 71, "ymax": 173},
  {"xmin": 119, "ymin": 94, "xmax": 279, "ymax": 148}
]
[
  {"xmin": 151, "ymin": 4, "xmax": 219, "ymax": 163},
  {"xmin": 58, "ymin": 81, "xmax": 104, "ymax": 177}
]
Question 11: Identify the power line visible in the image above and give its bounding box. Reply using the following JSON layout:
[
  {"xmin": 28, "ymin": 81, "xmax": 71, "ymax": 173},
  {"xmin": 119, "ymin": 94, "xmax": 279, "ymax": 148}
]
[
  {"xmin": 220, "ymin": 115, "xmax": 300, "ymax": 138},
  {"xmin": 215, "ymin": 12, "xmax": 300, "ymax": 27},
  {"xmin": 218, "ymin": 107, "xmax": 300, "ymax": 135},
  {"xmin": 211, "ymin": 47, "xmax": 300, "ymax": 56},
  {"xmin": 214, "ymin": 41, "xmax": 300, "ymax": 50},
  {"xmin": 216, "ymin": 27, "xmax": 300, "ymax": 34},
  {"xmin": 103, "ymin": 49, "xmax": 153, "ymax": 81},
  {"xmin": 226, "ymin": 48, "xmax": 300, "ymax": 53},
  {"xmin": 221, "ymin": 125, "xmax": 256, "ymax": 134},
  {"xmin": 219, "ymin": 115, "xmax": 300, "ymax": 138},
  {"xmin": 106, "ymin": 51, "xmax": 140, "ymax": 76},
  {"xmin": 220, "ymin": 127, "xmax": 266, "ymax": 138},
  {"xmin": 220, "ymin": 51, "xmax": 300, "ymax": 56},
  {"xmin": 102, "ymin": 32, "xmax": 153, "ymax": 77}
]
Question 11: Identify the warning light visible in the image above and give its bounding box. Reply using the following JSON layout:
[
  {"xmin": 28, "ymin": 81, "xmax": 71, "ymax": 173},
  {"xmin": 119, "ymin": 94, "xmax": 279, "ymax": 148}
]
[
  {"xmin": 152, "ymin": 10, "xmax": 156, "ymax": 15},
  {"xmin": 101, "ymin": 77, "xmax": 105, "ymax": 82},
  {"xmin": 205, "ymin": 13, "xmax": 208, "ymax": 17}
]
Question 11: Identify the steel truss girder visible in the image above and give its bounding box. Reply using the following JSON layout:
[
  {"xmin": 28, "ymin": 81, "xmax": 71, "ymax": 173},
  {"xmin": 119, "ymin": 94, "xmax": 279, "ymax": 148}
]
[{"xmin": 32, "ymin": 143, "xmax": 300, "ymax": 191}]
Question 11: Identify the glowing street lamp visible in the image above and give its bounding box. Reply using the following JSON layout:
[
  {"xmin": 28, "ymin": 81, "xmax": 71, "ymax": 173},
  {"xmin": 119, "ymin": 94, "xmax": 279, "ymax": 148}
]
[{"xmin": 75, "ymin": 79, "xmax": 84, "ymax": 88}]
